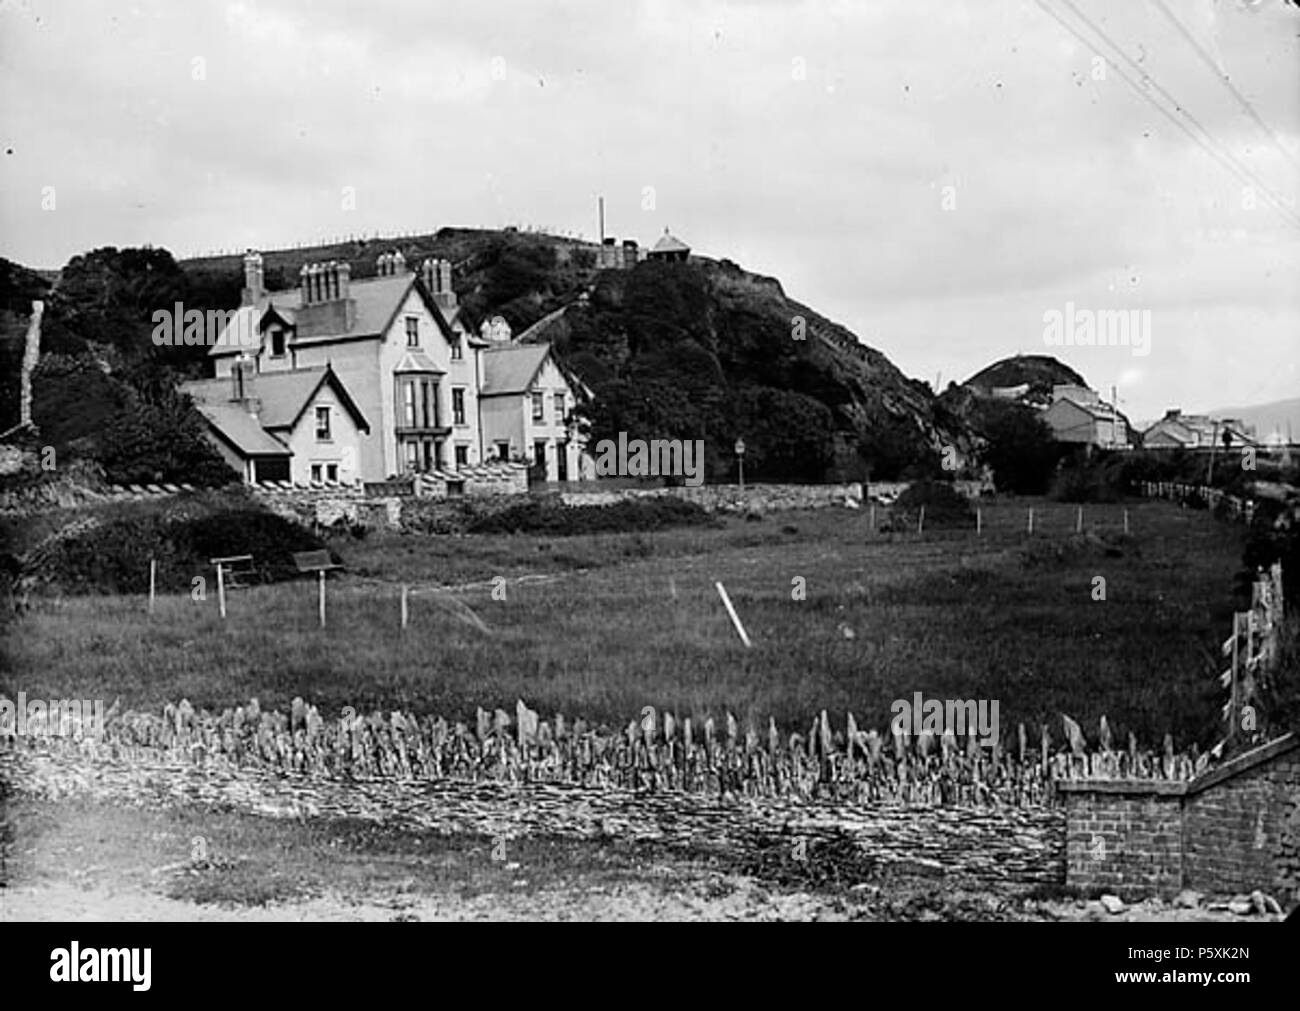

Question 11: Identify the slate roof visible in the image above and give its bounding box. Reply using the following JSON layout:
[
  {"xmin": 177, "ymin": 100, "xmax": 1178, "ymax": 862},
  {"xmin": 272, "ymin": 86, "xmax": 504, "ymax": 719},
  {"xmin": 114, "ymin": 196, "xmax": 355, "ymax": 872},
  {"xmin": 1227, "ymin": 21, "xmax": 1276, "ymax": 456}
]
[
  {"xmin": 182, "ymin": 366, "xmax": 369, "ymax": 460},
  {"xmin": 1051, "ymin": 397, "xmax": 1122, "ymax": 421},
  {"xmin": 211, "ymin": 270, "xmax": 487, "ymax": 357},
  {"xmin": 393, "ymin": 350, "xmax": 445, "ymax": 374},
  {"xmin": 650, "ymin": 229, "xmax": 690, "ymax": 255},
  {"xmin": 480, "ymin": 345, "xmax": 551, "ymax": 396},
  {"xmin": 192, "ymin": 404, "xmax": 290, "ymax": 457}
]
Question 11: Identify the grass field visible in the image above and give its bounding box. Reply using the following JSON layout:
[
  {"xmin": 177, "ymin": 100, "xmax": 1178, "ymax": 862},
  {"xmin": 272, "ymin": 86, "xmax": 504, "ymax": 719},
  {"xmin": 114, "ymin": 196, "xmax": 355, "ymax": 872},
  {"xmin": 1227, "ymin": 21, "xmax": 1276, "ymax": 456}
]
[{"xmin": 2, "ymin": 497, "xmax": 1246, "ymax": 747}]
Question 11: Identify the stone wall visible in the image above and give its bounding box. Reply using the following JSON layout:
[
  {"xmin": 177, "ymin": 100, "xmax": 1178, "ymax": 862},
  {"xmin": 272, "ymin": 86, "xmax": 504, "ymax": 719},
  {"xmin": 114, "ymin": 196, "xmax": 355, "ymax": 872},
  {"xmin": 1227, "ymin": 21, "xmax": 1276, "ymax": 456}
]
[
  {"xmin": 559, "ymin": 482, "xmax": 864, "ymax": 513},
  {"xmin": 1059, "ymin": 734, "xmax": 1300, "ymax": 902}
]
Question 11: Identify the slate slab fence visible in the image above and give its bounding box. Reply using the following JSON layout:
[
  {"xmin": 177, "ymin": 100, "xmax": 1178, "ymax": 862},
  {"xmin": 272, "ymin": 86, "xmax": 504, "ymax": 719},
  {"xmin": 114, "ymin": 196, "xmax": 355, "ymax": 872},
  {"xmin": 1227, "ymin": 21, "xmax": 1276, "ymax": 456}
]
[{"xmin": 2, "ymin": 698, "xmax": 1212, "ymax": 809}]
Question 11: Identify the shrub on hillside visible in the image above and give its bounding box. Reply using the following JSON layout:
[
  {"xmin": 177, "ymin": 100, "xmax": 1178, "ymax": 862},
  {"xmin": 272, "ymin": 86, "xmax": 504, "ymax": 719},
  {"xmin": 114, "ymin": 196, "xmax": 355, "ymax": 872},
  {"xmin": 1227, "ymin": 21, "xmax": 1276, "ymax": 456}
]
[
  {"xmin": 30, "ymin": 507, "xmax": 329, "ymax": 595},
  {"xmin": 1050, "ymin": 453, "xmax": 1126, "ymax": 503},
  {"xmin": 890, "ymin": 480, "xmax": 975, "ymax": 530},
  {"xmin": 1238, "ymin": 499, "xmax": 1300, "ymax": 608},
  {"xmin": 467, "ymin": 496, "xmax": 715, "ymax": 536}
]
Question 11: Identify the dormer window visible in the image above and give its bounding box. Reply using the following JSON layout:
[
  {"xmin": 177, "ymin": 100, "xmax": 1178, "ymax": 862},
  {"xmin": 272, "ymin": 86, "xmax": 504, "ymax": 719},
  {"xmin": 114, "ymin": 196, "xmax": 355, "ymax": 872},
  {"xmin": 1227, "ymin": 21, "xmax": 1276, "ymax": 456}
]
[
  {"xmin": 405, "ymin": 316, "xmax": 419, "ymax": 347},
  {"xmin": 270, "ymin": 328, "xmax": 286, "ymax": 357},
  {"xmin": 450, "ymin": 334, "xmax": 463, "ymax": 360}
]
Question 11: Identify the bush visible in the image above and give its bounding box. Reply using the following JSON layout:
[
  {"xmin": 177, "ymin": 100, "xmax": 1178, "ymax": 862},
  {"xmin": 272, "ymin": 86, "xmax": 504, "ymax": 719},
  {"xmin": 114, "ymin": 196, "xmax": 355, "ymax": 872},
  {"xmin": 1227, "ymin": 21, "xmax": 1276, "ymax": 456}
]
[
  {"xmin": 891, "ymin": 480, "xmax": 975, "ymax": 530},
  {"xmin": 30, "ymin": 507, "xmax": 329, "ymax": 595},
  {"xmin": 1050, "ymin": 453, "xmax": 1126, "ymax": 503},
  {"xmin": 467, "ymin": 496, "xmax": 715, "ymax": 536}
]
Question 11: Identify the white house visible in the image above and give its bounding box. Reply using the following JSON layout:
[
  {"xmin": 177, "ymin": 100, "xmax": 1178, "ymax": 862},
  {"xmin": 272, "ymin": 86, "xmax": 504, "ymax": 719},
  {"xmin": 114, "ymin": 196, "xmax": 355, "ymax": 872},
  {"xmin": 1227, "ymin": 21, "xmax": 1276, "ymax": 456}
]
[
  {"xmin": 182, "ymin": 364, "xmax": 370, "ymax": 484},
  {"xmin": 479, "ymin": 342, "xmax": 592, "ymax": 482},
  {"xmin": 208, "ymin": 251, "xmax": 489, "ymax": 482},
  {"xmin": 198, "ymin": 249, "xmax": 592, "ymax": 485}
]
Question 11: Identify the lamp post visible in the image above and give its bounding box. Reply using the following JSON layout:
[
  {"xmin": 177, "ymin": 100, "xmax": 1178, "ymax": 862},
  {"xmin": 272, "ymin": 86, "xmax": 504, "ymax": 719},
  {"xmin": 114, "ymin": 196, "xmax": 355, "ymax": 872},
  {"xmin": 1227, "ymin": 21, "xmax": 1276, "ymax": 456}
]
[{"xmin": 734, "ymin": 437, "xmax": 746, "ymax": 492}]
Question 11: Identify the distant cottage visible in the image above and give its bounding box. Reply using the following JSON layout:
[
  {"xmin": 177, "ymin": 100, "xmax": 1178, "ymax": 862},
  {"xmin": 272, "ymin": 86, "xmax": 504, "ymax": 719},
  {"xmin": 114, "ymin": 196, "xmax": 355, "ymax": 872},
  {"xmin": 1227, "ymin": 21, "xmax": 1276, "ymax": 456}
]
[
  {"xmin": 1143, "ymin": 409, "xmax": 1257, "ymax": 450},
  {"xmin": 1041, "ymin": 384, "xmax": 1129, "ymax": 449},
  {"xmin": 648, "ymin": 228, "xmax": 690, "ymax": 262}
]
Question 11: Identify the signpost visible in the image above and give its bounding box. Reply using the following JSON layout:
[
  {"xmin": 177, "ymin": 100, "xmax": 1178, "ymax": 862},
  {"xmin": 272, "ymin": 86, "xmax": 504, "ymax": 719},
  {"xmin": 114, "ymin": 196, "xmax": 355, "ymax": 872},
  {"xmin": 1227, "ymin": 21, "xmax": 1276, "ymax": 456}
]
[
  {"xmin": 293, "ymin": 550, "xmax": 342, "ymax": 629},
  {"xmin": 210, "ymin": 554, "xmax": 254, "ymax": 620}
]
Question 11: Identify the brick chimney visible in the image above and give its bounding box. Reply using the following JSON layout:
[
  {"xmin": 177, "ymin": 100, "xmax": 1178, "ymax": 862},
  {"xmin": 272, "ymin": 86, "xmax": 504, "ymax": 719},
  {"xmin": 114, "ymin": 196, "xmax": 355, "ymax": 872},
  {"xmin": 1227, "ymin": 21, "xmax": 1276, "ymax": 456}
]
[
  {"xmin": 297, "ymin": 260, "xmax": 356, "ymax": 335},
  {"xmin": 231, "ymin": 354, "xmax": 259, "ymax": 413},
  {"xmin": 421, "ymin": 258, "xmax": 437, "ymax": 294},
  {"xmin": 242, "ymin": 250, "xmax": 264, "ymax": 307},
  {"xmin": 436, "ymin": 260, "xmax": 455, "ymax": 310},
  {"xmin": 392, "ymin": 249, "xmax": 407, "ymax": 274}
]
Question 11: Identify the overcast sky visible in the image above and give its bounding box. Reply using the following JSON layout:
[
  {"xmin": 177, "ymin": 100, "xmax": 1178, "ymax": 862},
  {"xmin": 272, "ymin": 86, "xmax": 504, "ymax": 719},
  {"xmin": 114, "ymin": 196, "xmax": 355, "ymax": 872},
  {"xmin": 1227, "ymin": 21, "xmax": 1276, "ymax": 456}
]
[{"xmin": 2, "ymin": 0, "xmax": 1297, "ymax": 420}]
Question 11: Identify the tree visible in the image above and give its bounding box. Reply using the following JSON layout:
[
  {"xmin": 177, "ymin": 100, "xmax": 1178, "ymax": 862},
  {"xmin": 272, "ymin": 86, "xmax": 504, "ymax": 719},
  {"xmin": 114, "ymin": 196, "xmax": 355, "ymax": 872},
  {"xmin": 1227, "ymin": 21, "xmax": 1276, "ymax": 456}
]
[
  {"xmin": 973, "ymin": 400, "xmax": 1059, "ymax": 494},
  {"xmin": 50, "ymin": 246, "xmax": 187, "ymax": 358},
  {"xmin": 730, "ymin": 387, "xmax": 837, "ymax": 482},
  {"xmin": 97, "ymin": 384, "xmax": 234, "ymax": 487}
]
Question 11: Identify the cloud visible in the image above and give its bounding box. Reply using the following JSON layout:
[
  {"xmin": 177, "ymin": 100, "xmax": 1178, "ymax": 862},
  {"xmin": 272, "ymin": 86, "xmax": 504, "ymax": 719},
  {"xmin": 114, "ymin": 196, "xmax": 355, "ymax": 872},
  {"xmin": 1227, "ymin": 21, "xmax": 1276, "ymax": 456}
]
[{"xmin": 0, "ymin": 0, "xmax": 1295, "ymax": 419}]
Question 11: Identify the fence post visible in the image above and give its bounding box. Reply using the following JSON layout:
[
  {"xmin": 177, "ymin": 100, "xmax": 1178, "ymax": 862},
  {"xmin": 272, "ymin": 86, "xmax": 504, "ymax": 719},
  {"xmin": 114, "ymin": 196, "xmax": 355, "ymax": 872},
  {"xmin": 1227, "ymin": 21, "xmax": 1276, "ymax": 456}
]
[
  {"xmin": 976, "ymin": 507, "xmax": 981, "ymax": 536},
  {"xmin": 1076, "ymin": 506, "xmax": 1083, "ymax": 534},
  {"xmin": 318, "ymin": 570, "xmax": 326, "ymax": 629},
  {"xmin": 715, "ymin": 581, "xmax": 752, "ymax": 648},
  {"xmin": 401, "ymin": 584, "xmax": 409, "ymax": 630},
  {"xmin": 216, "ymin": 562, "xmax": 227, "ymax": 620},
  {"xmin": 917, "ymin": 505, "xmax": 925, "ymax": 536},
  {"xmin": 1227, "ymin": 613, "xmax": 1241, "ymax": 744},
  {"xmin": 870, "ymin": 503, "xmax": 876, "ymax": 532},
  {"xmin": 1027, "ymin": 507, "xmax": 1034, "ymax": 535},
  {"xmin": 149, "ymin": 557, "xmax": 156, "ymax": 614},
  {"xmin": 1123, "ymin": 508, "xmax": 1129, "ymax": 535}
]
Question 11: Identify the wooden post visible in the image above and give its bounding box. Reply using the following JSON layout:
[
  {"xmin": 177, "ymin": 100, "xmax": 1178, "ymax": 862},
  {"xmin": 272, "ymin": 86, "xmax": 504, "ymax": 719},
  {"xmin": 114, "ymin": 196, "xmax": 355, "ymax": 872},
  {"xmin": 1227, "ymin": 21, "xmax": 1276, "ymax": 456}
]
[
  {"xmin": 1228, "ymin": 613, "xmax": 1241, "ymax": 743},
  {"xmin": 870, "ymin": 503, "xmax": 876, "ymax": 533},
  {"xmin": 318, "ymin": 569, "xmax": 327, "ymax": 628},
  {"xmin": 401, "ymin": 583, "xmax": 409, "ymax": 630},
  {"xmin": 917, "ymin": 505, "xmax": 925, "ymax": 536},
  {"xmin": 216, "ymin": 562, "xmax": 227, "ymax": 620},
  {"xmin": 1123, "ymin": 508, "xmax": 1129, "ymax": 535},
  {"xmin": 1076, "ymin": 506, "xmax": 1083, "ymax": 534},
  {"xmin": 149, "ymin": 557, "xmax": 156, "ymax": 614},
  {"xmin": 1027, "ymin": 507, "xmax": 1034, "ymax": 535},
  {"xmin": 976, "ymin": 507, "xmax": 981, "ymax": 536},
  {"xmin": 715, "ymin": 581, "xmax": 752, "ymax": 648}
]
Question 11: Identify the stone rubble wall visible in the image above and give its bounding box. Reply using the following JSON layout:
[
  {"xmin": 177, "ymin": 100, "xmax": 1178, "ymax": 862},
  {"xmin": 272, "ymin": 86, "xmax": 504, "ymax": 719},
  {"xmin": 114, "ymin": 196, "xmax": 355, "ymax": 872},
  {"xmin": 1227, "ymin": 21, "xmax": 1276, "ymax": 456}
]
[
  {"xmin": 559, "ymin": 482, "xmax": 865, "ymax": 514},
  {"xmin": 1, "ymin": 699, "xmax": 1206, "ymax": 808}
]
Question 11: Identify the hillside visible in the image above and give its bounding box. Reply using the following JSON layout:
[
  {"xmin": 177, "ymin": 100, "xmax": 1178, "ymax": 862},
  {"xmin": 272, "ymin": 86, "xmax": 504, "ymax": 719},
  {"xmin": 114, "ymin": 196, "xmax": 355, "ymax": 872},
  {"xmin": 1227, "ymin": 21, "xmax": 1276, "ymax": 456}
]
[
  {"xmin": 177, "ymin": 228, "xmax": 974, "ymax": 482},
  {"xmin": 963, "ymin": 354, "xmax": 1087, "ymax": 405}
]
